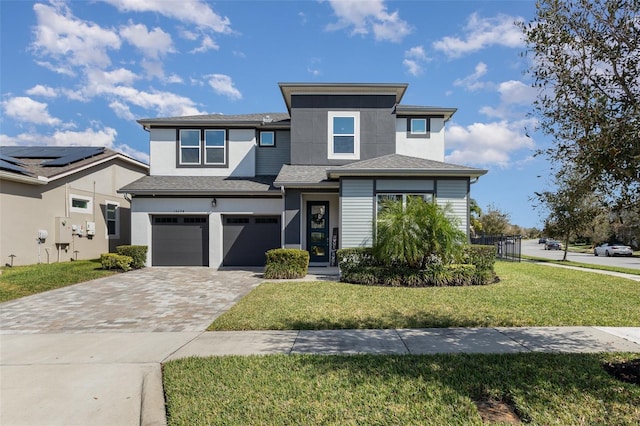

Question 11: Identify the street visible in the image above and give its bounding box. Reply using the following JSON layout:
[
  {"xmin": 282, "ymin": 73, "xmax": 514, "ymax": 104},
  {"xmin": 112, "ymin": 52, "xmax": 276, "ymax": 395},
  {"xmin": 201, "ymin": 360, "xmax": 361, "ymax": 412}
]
[{"xmin": 521, "ymin": 239, "xmax": 640, "ymax": 270}]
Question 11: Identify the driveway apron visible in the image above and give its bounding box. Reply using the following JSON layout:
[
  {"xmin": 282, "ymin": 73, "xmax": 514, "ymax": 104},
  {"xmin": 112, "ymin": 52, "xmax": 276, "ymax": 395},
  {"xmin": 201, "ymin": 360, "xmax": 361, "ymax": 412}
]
[{"xmin": 0, "ymin": 267, "xmax": 263, "ymax": 333}]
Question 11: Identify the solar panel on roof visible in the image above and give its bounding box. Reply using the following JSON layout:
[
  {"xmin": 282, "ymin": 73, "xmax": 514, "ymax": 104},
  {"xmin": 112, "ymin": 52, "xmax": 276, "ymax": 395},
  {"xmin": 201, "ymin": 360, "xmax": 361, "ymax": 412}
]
[
  {"xmin": 0, "ymin": 154, "xmax": 26, "ymax": 166},
  {"xmin": 42, "ymin": 147, "xmax": 105, "ymax": 166},
  {"xmin": 0, "ymin": 159, "xmax": 30, "ymax": 175}
]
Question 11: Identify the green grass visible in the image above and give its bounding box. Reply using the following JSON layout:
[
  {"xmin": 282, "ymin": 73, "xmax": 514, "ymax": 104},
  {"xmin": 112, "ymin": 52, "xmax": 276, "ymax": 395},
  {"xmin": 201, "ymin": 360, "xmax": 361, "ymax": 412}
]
[
  {"xmin": 163, "ymin": 353, "xmax": 640, "ymax": 425},
  {"xmin": 0, "ymin": 260, "xmax": 116, "ymax": 302},
  {"xmin": 209, "ymin": 262, "xmax": 640, "ymax": 330},
  {"xmin": 523, "ymin": 255, "xmax": 640, "ymax": 275}
]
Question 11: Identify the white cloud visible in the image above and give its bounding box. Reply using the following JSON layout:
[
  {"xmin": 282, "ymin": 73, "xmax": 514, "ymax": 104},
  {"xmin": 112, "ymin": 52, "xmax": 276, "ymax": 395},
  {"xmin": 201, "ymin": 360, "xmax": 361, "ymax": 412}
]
[
  {"xmin": 453, "ymin": 62, "xmax": 490, "ymax": 91},
  {"xmin": 119, "ymin": 22, "xmax": 175, "ymax": 59},
  {"xmin": 324, "ymin": 0, "xmax": 411, "ymax": 42},
  {"xmin": 165, "ymin": 74, "xmax": 184, "ymax": 84},
  {"xmin": 31, "ymin": 3, "xmax": 121, "ymax": 70},
  {"xmin": 26, "ymin": 85, "xmax": 58, "ymax": 98},
  {"xmin": 496, "ymin": 80, "xmax": 537, "ymax": 105},
  {"xmin": 102, "ymin": 0, "xmax": 232, "ymax": 33},
  {"xmin": 206, "ymin": 74, "xmax": 242, "ymax": 100},
  {"xmin": 433, "ymin": 13, "xmax": 524, "ymax": 58},
  {"xmin": 2, "ymin": 96, "xmax": 61, "ymax": 126},
  {"xmin": 403, "ymin": 45, "xmax": 429, "ymax": 76},
  {"xmin": 109, "ymin": 100, "xmax": 135, "ymax": 120},
  {"xmin": 190, "ymin": 35, "xmax": 219, "ymax": 53},
  {"xmin": 445, "ymin": 119, "xmax": 535, "ymax": 168}
]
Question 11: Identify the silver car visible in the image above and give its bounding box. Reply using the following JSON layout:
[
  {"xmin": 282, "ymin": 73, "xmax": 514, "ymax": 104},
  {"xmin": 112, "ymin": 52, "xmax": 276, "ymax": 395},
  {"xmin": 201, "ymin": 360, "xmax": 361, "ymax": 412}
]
[{"xmin": 594, "ymin": 243, "xmax": 633, "ymax": 257}]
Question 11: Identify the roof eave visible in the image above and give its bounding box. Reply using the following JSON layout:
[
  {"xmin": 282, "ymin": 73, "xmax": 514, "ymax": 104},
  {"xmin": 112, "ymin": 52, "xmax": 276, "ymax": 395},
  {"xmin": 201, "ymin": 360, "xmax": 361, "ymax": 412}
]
[
  {"xmin": 327, "ymin": 168, "xmax": 488, "ymax": 179},
  {"xmin": 117, "ymin": 189, "xmax": 281, "ymax": 196},
  {"xmin": 0, "ymin": 171, "xmax": 48, "ymax": 185},
  {"xmin": 273, "ymin": 181, "xmax": 339, "ymax": 189}
]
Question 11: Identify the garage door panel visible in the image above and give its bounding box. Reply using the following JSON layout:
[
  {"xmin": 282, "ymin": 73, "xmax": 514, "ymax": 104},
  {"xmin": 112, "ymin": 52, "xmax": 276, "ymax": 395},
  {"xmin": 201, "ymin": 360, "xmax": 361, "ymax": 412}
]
[
  {"xmin": 152, "ymin": 216, "xmax": 209, "ymax": 266},
  {"xmin": 223, "ymin": 216, "xmax": 280, "ymax": 266}
]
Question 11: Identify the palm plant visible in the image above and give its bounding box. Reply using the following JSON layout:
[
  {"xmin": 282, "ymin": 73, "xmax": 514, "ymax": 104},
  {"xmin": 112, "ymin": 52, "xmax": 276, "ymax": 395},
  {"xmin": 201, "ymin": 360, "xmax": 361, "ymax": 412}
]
[{"xmin": 374, "ymin": 196, "xmax": 466, "ymax": 269}]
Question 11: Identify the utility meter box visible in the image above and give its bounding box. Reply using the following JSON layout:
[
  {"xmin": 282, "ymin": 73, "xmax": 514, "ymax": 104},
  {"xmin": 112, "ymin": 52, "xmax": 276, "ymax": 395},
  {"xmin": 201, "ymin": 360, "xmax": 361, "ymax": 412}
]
[
  {"xmin": 37, "ymin": 229, "xmax": 48, "ymax": 242},
  {"xmin": 55, "ymin": 217, "xmax": 72, "ymax": 244},
  {"xmin": 86, "ymin": 221, "xmax": 96, "ymax": 236}
]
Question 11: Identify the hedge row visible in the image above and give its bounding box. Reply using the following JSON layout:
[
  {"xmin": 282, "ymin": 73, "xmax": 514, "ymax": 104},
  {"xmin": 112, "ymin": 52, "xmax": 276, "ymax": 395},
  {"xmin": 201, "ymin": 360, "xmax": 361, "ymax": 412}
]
[
  {"xmin": 100, "ymin": 245, "xmax": 148, "ymax": 271},
  {"xmin": 264, "ymin": 248, "xmax": 310, "ymax": 279},
  {"xmin": 337, "ymin": 245, "xmax": 498, "ymax": 287}
]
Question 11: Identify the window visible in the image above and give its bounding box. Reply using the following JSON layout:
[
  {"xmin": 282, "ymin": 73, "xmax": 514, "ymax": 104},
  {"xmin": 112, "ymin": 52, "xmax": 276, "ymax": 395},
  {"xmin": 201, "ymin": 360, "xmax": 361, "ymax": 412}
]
[
  {"xmin": 70, "ymin": 194, "xmax": 92, "ymax": 213},
  {"xmin": 179, "ymin": 129, "xmax": 201, "ymax": 164},
  {"xmin": 407, "ymin": 117, "xmax": 430, "ymax": 138},
  {"xmin": 178, "ymin": 129, "xmax": 227, "ymax": 166},
  {"xmin": 205, "ymin": 130, "xmax": 225, "ymax": 164},
  {"xmin": 410, "ymin": 119, "xmax": 427, "ymax": 134},
  {"xmin": 106, "ymin": 202, "xmax": 119, "ymax": 237},
  {"xmin": 259, "ymin": 131, "xmax": 275, "ymax": 147},
  {"xmin": 376, "ymin": 193, "xmax": 433, "ymax": 213},
  {"xmin": 328, "ymin": 111, "xmax": 360, "ymax": 159}
]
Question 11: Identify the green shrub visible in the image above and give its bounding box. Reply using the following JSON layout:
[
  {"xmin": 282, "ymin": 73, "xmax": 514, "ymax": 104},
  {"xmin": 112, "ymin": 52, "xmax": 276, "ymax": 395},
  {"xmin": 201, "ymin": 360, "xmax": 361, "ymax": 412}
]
[
  {"xmin": 115, "ymin": 245, "xmax": 148, "ymax": 269},
  {"xmin": 341, "ymin": 263, "xmax": 485, "ymax": 287},
  {"xmin": 264, "ymin": 249, "xmax": 310, "ymax": 279},
  {"xmin": 336, "ymin": 247, "xmax": 378, "ymax": 272},
  {"xmin": 461, "ymin": 245, "xmax": 496, "ymax": 272},
  {"xmin": 100, "ymin": 253, "xmax": 133, "ymax": 271}
]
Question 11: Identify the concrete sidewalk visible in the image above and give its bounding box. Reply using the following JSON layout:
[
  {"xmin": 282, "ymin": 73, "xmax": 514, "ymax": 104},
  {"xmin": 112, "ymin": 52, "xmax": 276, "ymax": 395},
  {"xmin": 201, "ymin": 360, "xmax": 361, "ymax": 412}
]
[{"xmin": 2, "ymin": 327, "xmax": 639, "ymax": 425}]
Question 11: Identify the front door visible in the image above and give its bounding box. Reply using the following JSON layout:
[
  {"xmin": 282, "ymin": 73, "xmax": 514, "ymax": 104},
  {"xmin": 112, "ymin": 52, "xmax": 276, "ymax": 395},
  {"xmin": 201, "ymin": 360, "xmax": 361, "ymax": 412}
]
[{"xmin": 307, "ymin": 201, "xmax": 329, "ymax": 263}]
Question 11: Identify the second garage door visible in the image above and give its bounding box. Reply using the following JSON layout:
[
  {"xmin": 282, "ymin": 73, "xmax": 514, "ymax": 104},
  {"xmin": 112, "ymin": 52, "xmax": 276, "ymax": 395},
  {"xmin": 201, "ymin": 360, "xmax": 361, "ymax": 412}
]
[{"xmin": 223, "ymin": 215, "xmax": 281, "ymax": 266}]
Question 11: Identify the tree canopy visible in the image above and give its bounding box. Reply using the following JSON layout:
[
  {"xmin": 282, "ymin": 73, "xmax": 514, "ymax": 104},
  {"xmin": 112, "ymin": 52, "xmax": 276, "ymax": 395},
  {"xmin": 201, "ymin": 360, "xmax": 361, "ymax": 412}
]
[{"xmin": 521, "ymin": 0, "xmax": 640, "ymax": 209}]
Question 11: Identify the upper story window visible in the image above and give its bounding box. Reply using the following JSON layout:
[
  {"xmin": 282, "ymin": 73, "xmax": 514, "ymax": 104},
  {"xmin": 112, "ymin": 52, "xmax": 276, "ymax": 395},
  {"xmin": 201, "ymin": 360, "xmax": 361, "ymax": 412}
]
[
  {"xmin": 407, "ymin": 117, "xmax": 431, "ymax": 138},
  {"xmin": 259, "ymin": 131, "xmax": 275, "ymax": 147},
  {"xmin": 328, "ymin": 111, "xmax": 360, "ymax": 160},
  {"xmin": 205, "ymin": 130, "xmax": 225, "ymax": 164},
  {"xmin": 178, "ymin": 129, "xmax": 227, "ymax": 167}
]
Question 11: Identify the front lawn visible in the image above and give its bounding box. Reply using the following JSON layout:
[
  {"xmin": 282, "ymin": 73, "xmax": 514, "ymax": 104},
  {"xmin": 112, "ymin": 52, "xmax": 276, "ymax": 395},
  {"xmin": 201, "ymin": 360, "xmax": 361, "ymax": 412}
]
[
  {"xmin": 163, "ymin": 353, "xmax": 640, "ymax": 425},
  {"xmin": 0, "ymin": 260, "xmax": 116, "ymax": 302},
  {"xmin": 209, "ymin": 262, "xmax": 640, "ymax": 330}
]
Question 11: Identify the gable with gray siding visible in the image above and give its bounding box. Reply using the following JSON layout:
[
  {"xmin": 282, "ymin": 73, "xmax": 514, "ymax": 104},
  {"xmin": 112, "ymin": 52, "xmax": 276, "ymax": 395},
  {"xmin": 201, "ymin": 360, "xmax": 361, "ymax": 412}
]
[
  {"xmin": 340, "ymin": 179, "xmax": 374, "ymax": 248},
  {"xmin": 256, "ymin": 130, "xmax": 291, "ymax": 175}
]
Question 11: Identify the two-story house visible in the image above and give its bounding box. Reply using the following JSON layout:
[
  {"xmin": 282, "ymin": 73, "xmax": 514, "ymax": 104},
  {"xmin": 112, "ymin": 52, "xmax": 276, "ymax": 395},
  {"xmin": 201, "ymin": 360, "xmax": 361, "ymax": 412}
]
[{"xmin": 120, "ymin": 83, "xmax": 487, "ymax": 267}]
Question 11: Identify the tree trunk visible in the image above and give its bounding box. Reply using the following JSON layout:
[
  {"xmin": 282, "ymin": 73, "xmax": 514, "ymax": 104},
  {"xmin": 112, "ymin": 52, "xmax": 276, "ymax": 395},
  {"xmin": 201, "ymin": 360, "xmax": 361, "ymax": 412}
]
[{"xmin": 562, "ymin": 235, "xmax": 570, "ymax": 261}]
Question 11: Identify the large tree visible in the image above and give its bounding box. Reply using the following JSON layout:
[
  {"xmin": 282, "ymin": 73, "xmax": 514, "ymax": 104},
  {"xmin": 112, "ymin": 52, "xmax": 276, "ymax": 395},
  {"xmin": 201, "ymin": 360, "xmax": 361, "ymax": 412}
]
[
  {"xmin": 479, "ymin": 205, "xmax": 511, "ymax": 236},
  {"xmin": 521, "ymin": 0, "xmax": 640, "ymax": 210}
]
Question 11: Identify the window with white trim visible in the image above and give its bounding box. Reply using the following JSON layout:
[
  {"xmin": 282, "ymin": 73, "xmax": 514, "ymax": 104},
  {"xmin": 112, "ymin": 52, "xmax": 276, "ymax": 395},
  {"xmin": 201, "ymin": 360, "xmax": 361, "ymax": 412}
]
[
  {"xmin": 204, "ymin": 130, "xmax": 225, "ymax": 164},
  {"xmin": 328, "ymin": 111, "xmax": 360, "ymax": 159},
  {"xmin": 376, "ymin": 193, "xmax": 433, "ymax": 213},
  {"xmin": 105, "ymin": 201, "xmax": 120, "ymax": 238},
  {"xmin": 70, "ymin": 194, "xmax": 93, "ymax": 214},
  {"xmin": 179, "ymin": 129, "xmax": 201, "ymax": 164},
  {"xmin": 410, "ymin": 118, "xmax": 427, "ymax": 134},
  {"xmin": 259, "ymin": 131, "xmax": 275, "ymax": 147}
]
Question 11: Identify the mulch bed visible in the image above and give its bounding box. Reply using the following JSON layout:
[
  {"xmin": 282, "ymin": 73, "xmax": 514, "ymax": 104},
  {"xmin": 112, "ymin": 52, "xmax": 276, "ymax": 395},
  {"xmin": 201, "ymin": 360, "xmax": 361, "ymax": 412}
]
[{"xmin": 602, "ymin": 358, "xmax": 640, "ymax": 385}]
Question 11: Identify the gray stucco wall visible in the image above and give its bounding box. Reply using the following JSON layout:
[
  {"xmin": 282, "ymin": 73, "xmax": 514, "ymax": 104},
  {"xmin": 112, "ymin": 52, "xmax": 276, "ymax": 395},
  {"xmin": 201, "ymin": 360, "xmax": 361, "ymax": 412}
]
[
  {"xmin": 290, "ymin": 95, "xmax": 397, "ymax": 165},
  {"xmin": 255, "ymin": 130, "xmax": 291, "ymax": 175}
]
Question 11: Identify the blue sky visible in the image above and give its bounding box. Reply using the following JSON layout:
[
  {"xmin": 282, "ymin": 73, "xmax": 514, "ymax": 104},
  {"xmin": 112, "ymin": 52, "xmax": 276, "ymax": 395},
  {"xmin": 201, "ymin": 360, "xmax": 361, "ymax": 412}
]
[{"xmin": 0, "ymin": 0, "xmax": 552, "ymax": 228}]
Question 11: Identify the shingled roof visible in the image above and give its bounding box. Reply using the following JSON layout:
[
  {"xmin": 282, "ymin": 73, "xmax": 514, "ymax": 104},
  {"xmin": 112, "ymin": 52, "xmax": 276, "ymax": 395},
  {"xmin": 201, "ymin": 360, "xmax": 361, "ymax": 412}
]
[
  {"xmin": 273, "ymin": 165, "xmax": 337, "ymax": 188},
  {"xmin": 137, "ymin": 112, "xmax": 290, "ymax": 128},
  {"xmin": 119, "ymin": 175, "xmax": 280, "ymax": 195},
  {"xmin": 327, "ymin": 154, "xmax": 487, "ymax": 178}
]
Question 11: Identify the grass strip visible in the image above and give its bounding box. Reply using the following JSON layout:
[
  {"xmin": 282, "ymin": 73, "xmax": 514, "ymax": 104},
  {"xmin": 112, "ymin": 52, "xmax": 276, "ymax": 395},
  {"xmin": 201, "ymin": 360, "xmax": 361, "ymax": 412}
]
[
  {"xmin": 522, "ymin": 255, "xmax": 640, "ymax": 275},
  {"xmin": 0, "ymin": 260, "xmax": 115, "ymax": 302},
  {"xmin": 163, "ymin": 352, "xmax": 640, "ymax": 426},
  {"xmin": 209, "ymin": 262, "xmax": 640, "ymax": 330}
]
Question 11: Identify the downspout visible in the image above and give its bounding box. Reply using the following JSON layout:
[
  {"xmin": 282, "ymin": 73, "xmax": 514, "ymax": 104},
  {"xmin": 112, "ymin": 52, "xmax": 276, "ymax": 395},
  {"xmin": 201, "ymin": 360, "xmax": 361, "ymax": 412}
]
[{"xmin": 280, "ymin": 186, "xmax": 286, "ymax": 248}]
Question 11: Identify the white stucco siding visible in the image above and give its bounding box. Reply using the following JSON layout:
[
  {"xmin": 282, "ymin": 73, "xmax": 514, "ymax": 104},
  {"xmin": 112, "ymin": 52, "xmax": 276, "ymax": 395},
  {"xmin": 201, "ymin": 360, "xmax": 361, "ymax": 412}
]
[
  {"xmin": 436, "ymin": 179, "xmax": 469, "ymax": 234},
  {"xmin": 130, "ymin": 197, "xmax": 282, "ymax": 267},
  {"xmin": 395, "ymin": 118, "xmax": 445, "ymax": 161},
  {"xmin": 340, "ymin": 179, "xmax": 374, "ymax": 248},
  {"xmin": 149, "ymin": 128, "xmax": 256, "ymax": 177}
]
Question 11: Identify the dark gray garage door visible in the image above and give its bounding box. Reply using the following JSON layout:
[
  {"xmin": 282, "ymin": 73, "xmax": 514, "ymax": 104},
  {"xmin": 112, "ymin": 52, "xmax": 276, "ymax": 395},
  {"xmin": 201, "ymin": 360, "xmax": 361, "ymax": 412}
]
[
  {"xmin": 152, "ymin": 216, "xmax": 209, "ymax": 266},
  {"xmin": 223, "ymin": 216, "xmax": 281, "ymax": 266}
]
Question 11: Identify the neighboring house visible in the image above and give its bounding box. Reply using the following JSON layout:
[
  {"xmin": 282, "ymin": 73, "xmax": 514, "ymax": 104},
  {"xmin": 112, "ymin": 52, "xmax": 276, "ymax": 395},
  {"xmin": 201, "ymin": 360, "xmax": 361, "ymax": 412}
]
[
  {"xmin": 121, "ymin": 83, "xmax": 487, "ymax": 268},
  {"xmin": 0, "ymin": 146, "xmax": 149, "ymax": 266}
]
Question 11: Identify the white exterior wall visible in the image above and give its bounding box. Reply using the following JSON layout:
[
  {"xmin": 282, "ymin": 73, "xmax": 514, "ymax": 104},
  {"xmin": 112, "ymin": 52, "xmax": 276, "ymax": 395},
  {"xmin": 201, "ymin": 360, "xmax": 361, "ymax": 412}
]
[
  {"xmin": 130, "ymin": 196, "xmax": 282, "ymax": 268},
  {"xmin": 395, "ymin": 118, "xmax": 445, "ymax": 161},
  {"xmin": 149, "ymin": 128, "xmax": 256, "ymax": 177},
  {"xmin": 436, "ymin": 179, "xmax": 469, "ymax": 234},
  {"xmin": 340, "ymin": 179, "xmax": 374, "ymax": 248}
]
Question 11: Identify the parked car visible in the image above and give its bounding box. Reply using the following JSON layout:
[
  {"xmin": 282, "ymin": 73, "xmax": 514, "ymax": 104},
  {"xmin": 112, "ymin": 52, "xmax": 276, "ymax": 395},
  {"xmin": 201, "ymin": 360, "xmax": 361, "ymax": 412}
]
[
  {"xmin": 538, "ymin": 237, "xmax": 547, "ymax": 244},
  {"xmin": 594, "ymin": 243, "xmax": 633, "ymax": 257},
  {"xmin": 545, "ymin": 240, "xmax": 562, "ymax": 250}
]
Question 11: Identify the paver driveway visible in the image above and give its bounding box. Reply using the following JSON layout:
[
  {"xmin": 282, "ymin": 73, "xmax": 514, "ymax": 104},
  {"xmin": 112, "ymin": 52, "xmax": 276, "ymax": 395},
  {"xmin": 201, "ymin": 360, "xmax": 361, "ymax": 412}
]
[{"xmin": 0, "ymin": 267, "xmax": 263, "ymax": 333}]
